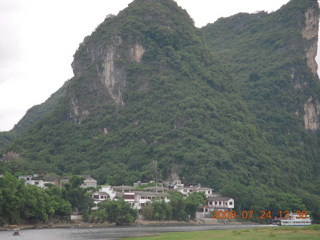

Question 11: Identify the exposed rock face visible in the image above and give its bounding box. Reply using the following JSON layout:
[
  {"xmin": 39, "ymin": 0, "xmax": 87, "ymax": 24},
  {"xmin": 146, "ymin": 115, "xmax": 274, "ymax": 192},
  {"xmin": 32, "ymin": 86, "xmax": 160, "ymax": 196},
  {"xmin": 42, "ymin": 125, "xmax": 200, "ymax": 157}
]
[
  {"xmin": 101, "ymin": 42, "xmax": 144, "ymax": 106},
  {"xmin": 70, "ymin": 97, "xmax": 89, "ymax": 124},
  {"xmin": 102, "ymin": 45, "xmax": 125, "ymax": 106},
  {"xmin": 1, "ymin": 151, "xmax": 21, "ymax": 162},
  {"xmin": 302, "ymin": 8, "xmax": 319, "ymax": 74},
  {"xmin": 304, "ymin": 97, "xmax": 320, "ymax": 130},
  {"xmin": 130, "ymin": 44, "xmax": 144, "ymax": 62}
]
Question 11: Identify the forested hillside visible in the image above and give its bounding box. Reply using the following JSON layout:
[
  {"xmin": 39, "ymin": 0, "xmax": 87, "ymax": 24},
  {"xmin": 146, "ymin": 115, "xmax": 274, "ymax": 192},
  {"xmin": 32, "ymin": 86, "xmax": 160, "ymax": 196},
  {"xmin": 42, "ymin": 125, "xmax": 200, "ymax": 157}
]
[
  {"xmin": 202, "ymin": 0, "xmax": 320, "ymax": 217},
  {"xmin": 1, "ymin": 0, "xmax": 320, "ymax": 219}
]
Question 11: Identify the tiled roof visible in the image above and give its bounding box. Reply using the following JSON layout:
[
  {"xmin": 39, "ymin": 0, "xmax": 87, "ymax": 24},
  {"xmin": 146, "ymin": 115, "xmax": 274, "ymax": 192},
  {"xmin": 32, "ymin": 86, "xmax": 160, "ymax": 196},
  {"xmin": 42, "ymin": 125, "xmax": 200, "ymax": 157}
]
[
  {"xmin": 135, "ymin": 191, "xmax": 169, "ymax": 197},
  {"xmin": 207, "ymin": 196, "xmax": 233, "ymax": 201},
  {"xmin": 112, "ymin": 185, "xmax": 134, "ymax": 190}
]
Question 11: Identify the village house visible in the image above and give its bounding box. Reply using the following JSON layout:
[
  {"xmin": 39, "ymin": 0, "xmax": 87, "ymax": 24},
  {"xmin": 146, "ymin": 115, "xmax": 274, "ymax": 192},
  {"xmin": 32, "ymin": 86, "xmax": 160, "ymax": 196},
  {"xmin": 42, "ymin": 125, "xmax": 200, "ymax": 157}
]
[
  {"xmin": 207, "ymin": 196, "xmax": 234, "ymax": 210},
  {"xmin": 18, "ymin": 174, "xmax": 59, "ymax": 188},
  {"xmin": 80, "ymin": 175, "xmax": 97, "ymax": 188},
  {"xmin": 134, "ymin": 191, "xmax": 170, "ymax": 210},
  {"xmin": 176, "ymin": 184, "xmax": 215, "ymax": 197},
  {"xmin": 91, "ymin": 185, "xmax": 170, "ymax": 210},
  {"xmin": 19, "ymin": 175, "xmax": 34, "ymax": 185},
  {"xmin": 112, "ymin": 185, "xmax": 135, "ymax": 193},
  {"xmin": 144, "ymin": 186, "xmax": 167, "ymax": 192},
  {"xmin": 89, "ymin": 177, "xmax": 235, "ymax": 219}
]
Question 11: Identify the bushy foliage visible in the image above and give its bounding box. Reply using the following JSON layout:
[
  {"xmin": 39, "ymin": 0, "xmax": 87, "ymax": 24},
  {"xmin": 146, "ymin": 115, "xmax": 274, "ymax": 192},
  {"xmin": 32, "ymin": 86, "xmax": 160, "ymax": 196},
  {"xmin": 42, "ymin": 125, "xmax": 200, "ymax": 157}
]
[
  {"xmin": 203, "ymin": 0, "xmax": 320, "ymax": 219},
  {"xmin": 0, "ymin": 173, "xmax": 71, "ymax": 225},
  {"xmin": 98, "ymin": 199, "xmax": 137, "ymax": 225},
  {"xmin": 142, "ymin": 192, "xmax": 206, "ymax": 221}
]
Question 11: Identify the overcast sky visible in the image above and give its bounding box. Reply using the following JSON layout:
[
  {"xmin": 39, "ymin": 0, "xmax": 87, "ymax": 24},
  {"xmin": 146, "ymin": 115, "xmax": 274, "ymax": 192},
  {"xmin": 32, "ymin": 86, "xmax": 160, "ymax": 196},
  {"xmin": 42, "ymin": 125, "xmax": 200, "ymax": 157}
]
[{"xmin": 0, "ymin": 0, "xmax": 306, "ymax": 131}]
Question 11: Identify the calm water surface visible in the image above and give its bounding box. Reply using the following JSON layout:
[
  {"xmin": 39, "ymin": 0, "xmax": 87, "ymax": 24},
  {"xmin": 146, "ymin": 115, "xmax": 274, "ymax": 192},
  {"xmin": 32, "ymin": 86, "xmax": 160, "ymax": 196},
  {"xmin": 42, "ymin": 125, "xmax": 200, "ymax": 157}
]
[{"xmin": 0, "ymin": 224, "xmax": 275, "ymax": 240}]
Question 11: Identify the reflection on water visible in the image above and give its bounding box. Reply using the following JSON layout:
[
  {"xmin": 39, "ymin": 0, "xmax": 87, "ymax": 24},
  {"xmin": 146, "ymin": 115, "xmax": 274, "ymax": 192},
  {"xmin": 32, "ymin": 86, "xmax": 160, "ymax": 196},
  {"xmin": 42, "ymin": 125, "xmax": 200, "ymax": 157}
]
[{"xmin": 0, "ymin": 224, "xmax": 275, "ymax": 240}]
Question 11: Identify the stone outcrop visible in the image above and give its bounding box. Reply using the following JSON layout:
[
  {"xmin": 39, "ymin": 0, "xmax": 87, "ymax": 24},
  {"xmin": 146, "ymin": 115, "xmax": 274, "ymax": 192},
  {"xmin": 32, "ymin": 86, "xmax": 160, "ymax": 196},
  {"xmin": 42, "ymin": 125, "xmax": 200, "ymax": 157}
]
[
  {"xmin": 302, "ymin": 8, "xmax": 319, "ymax": 74},
  {"xmin": 304, "ymin": 97, "xmax": 320, "ymax": 130},
  {"xmin": 102, "ymin": 43, "xmax": 126, "ymax": 106},
  {"xmin": 130, "ymin": 44, "xmax": 144, "ymax": 63},
  {"xmin": 70, "ymin": 97, "xmax": 89, "ymax": 124}
]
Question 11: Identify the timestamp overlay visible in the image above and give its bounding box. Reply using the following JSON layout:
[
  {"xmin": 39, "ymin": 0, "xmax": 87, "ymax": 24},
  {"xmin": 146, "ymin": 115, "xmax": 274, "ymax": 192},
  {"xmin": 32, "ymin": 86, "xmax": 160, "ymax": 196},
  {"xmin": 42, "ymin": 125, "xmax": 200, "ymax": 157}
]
[{"xmin": 212, "ymin": 210, "xmax": 308, "ymax": 220}]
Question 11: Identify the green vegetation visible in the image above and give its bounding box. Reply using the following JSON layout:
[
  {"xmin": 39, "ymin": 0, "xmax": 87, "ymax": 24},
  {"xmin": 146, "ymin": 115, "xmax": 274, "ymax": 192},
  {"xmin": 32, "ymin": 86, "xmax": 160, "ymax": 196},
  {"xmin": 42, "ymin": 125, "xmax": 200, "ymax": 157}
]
[
  {"xmin": 0, "ymin": 173, "xmax": 71, "ymax": 225},
  {"xmin": 0, "ymin": 173, "xmax": 96, "ymax": 226},
  {"xmin": 0, "ymin": 0, "xmax": 320, "ymax": 223},
  {"xmin": 124, "ymin": 226, "xmax": 320, "ymax": 240},
  {"xmin": 142, "ymin": 192, "xmax": 206, "ymax": 221},
  {"xmin": 98, "ymin": 199, "xmax": 137, "ymax": 225},
  {"xmin": 202, "ymin": 0, "xmax": 320, "ymax": 220}
]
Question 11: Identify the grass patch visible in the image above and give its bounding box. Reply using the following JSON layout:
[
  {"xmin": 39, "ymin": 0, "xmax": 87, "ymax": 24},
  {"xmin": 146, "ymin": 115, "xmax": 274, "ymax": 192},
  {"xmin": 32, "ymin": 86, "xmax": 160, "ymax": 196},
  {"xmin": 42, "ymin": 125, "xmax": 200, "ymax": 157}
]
[{"xmin": 122, "ymin": 226, "xmax": 320, "ymax": 240}]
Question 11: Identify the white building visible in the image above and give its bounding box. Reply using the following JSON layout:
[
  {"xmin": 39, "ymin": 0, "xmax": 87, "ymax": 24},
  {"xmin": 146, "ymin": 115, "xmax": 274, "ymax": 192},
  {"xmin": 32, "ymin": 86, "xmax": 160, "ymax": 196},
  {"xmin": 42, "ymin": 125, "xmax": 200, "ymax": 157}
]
[
  {"xmin": 112, "ymin": 185, "xmax": 135, "ymax": 193},
  {"xmin": 91, "ymin": 186, "xmax": 170, "ymax": 211},
  {"xmin": 133, "ymin": 191, "xmax": 170, "ymax": 210},
  {"xmin": 206, "ymin": 196, "xmax": 234, "ymax": 211},
  {"xmin": 92, "ymin": 185, "xmax": 117, "ymax": 210},
  {"xmin": 176, "ymin": 185, "xmax": 215, "ymax": 197},
  {"xmin": 19, "ymin": 175, "xmax": 33, "ymax": 185},
  {"xmin": 18, "ymin": 174, "xmax": 58, "ymax": 188},
  {"xmin": 81, "ymin": 177, "xmax": 97, "ymax": 188}
]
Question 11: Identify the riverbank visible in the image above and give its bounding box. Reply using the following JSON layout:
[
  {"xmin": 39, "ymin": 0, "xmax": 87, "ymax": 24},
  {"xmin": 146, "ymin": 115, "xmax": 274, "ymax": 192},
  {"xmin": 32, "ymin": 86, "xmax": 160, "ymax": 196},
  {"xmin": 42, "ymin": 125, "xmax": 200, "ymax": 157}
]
[
  {"xmin": 0, "ymin": 223, "xmax": 282, "ymax": 240},
  {"xmin": 0, "ymin": 219, "xmax": 256, "ymax": 231}
]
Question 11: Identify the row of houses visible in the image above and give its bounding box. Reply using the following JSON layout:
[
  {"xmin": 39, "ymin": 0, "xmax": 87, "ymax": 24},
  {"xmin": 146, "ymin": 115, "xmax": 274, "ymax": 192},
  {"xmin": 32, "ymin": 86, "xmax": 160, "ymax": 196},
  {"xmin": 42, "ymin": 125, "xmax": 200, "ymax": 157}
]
[
  {"xmin": 16, "ymin": 174, "xmax": 234, "ymax": 216},
  {"xmin": 18, "ymin": 174, "xmax": 98, "ymax": 189},
  {"xmin": 92, "ymin": 179, "xmax": 234, "ymax": 214}
]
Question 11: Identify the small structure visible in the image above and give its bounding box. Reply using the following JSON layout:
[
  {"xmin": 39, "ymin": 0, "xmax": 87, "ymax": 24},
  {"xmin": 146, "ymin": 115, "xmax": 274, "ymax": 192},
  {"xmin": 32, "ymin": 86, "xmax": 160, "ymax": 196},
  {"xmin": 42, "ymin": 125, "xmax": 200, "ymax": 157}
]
[
  {"xmin": 176, "ymin": 184, "xmax": 215, "ymax": 197},
  {"xmin": 92, "ymin": 185, "xmax": 117, "ymax": 210},
  {"xmin": 112, "ymin": 185, "xmax": 135, "ymax": 193},
  {"xmin": 18, "ymin": 174, "xmax": 59, "ymax": 188},
  {"xmin": 18, "ymin": 175, "xmax": 34, "ymax": 185},
  {"xmin": 144, "ymin": 186, "xmax": 167, "ymax": 193},
  {"xmin": 206, "ymin": 196, "xmax": 234, "ymax": 212},
  {"xmin": 80, "ymin": 176, "xmax": 97, "ymax": 188},
  {"xmin": 134, "ymin": 191, "xmax": 170, "ymax": 210}
]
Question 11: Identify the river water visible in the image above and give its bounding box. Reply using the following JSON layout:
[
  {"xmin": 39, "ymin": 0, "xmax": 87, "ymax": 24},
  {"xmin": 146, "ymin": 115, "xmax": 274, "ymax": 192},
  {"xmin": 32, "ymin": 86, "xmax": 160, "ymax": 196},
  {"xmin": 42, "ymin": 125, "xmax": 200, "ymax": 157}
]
[{"xmin": 0, "ymin": 224, "xmax": 276, "ymax": 240}]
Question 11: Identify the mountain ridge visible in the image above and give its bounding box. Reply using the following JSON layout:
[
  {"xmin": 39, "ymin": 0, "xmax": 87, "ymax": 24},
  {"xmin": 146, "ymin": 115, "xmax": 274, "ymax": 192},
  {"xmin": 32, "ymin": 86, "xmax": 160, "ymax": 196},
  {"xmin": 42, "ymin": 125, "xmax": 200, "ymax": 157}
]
[{"xmin": 1, "ymin": 0, "xmax": 320, "ymax": 218}]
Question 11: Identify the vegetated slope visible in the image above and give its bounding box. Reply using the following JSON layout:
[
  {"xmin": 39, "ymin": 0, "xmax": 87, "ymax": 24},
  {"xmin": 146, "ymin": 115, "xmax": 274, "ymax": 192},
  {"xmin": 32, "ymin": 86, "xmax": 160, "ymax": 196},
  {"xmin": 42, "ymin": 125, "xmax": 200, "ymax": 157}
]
[
  {"xmin": 1, "ymin": 0, "xmax": 264, "ymax": 185},
  {"xmin": 0, "ymin": 0, "xmax": 319, "ymax": 217},
  {"xmin": 203, "ymin": 0, "xmax": 320, "ymax": 216}
]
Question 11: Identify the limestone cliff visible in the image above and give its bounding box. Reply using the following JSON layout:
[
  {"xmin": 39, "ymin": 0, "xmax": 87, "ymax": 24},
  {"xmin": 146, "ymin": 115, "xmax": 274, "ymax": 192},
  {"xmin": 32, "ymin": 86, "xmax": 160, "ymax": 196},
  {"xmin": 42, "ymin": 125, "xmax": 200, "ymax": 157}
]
[
  {"xmin": 304, "ymin": 97, "xmax": 320, "ymax": 130},
  {"xmin": 301, "ymin": 5, "xmax": 320, "ymax": 130},
  {"xmin": 302, "ymin": 7, "xmax": 319, "ymax": 75},
  {"xmin": 69, "ymin": 22, "xmax": 146, "ymax": 123}
]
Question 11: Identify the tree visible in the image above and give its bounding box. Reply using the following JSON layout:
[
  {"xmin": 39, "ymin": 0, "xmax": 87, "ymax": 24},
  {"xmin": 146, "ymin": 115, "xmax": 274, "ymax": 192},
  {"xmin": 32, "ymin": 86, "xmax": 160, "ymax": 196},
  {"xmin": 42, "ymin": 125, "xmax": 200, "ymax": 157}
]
[
  {"xmin": 185, "ymin": 192, "xmax": 206, "ymax": 219},
  {"xmin": 98, "ymin": 199, "xmax": 137, "ymax": 225},
  {"xmin": 0, "ymin": 172, "xmax": 24, "ymax": 224},
  {"xmin": 62, "ymin": 176, "xmax": 93, "ymax": 214},
  {"xmin": 45, "ymin": 185, "xmax": 72, "ymax": 219},
  {"xmin": 142, "ymin": 201, "xmax": 172, "ymax": 220},
  {"xmin": 169, "ymin": 192, "xmax": 187, "ymax": 221}
]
